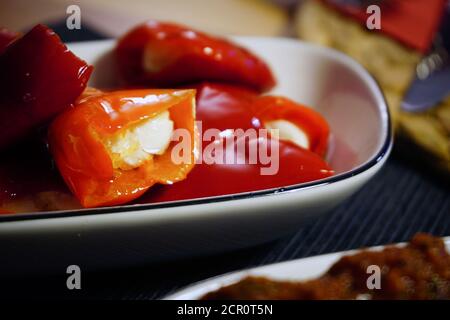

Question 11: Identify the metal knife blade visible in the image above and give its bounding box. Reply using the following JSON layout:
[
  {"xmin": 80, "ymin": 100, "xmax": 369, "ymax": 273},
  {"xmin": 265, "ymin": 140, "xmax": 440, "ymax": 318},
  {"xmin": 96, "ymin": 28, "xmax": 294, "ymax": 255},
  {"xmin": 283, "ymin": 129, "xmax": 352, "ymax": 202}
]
[{"xmin": 402, "ymin": 2, "xmax": 450, "ymax": 112}]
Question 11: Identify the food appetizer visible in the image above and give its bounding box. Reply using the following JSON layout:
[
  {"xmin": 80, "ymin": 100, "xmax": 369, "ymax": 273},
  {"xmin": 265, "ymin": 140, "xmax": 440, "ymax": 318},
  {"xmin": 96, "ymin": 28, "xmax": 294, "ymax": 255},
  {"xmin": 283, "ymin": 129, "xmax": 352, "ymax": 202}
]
[
  {"xmin": 48, "ymin": 89, "xmax": 197, "ymax": 207},
  {"xmin": 142, "ymin": 83, "xmax": 332, "ymax": 203},
  {"xmin": 116, "ymin": 21, "xmax": 276, "ymax": 92},
  {"xmin": 0, "ymin": 21, "xmax": 333, "ymax": 212},
  {"xmin": 0, "ymin": 24, "xmax": 92, "ymax": 149},
  {"xmin": 202, "ymin": 234, "xmax": 450, "ymax": 300}
]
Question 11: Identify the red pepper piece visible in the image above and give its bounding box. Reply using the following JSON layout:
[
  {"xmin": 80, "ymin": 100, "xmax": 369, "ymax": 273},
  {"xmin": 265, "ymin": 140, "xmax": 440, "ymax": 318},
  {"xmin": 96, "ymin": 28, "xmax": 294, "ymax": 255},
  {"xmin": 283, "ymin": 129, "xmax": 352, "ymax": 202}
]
[
  {"xmin": 116, "ymin": 21, "xmax": 276, "ymax": 92},
  {"xmin": 194, "ymin": 82, "xmax": 261, "ymax": 131},
  {"xmin": 253, "ymin": 96, "xmax": 330, "ymax": 157},
  {"xmin": 0, "ymin": 27, "xmax": 18, "ymax": 53},
  {"xmin": 0, "ymin": 24, "xmax": 93, "ymax": 150},
  {"xmin": 142, "ymin": 138, "xmax": 334, "ymax": 203},
  {"xmin": 48, "ymin": 89, "xmax": 197, "ymax": 208}
]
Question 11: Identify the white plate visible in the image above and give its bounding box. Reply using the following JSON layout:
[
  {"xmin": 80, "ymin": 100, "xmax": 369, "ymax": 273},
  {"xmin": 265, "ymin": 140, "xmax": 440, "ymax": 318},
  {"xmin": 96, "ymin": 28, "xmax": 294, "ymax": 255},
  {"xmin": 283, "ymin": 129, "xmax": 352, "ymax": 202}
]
[
  {"xmin": 166, "ymin": 237, "xmax": 450, "ymax": 299},
  {"xmin": 0, "ymin": 38, "xmax": 391, "ymax": 273}
]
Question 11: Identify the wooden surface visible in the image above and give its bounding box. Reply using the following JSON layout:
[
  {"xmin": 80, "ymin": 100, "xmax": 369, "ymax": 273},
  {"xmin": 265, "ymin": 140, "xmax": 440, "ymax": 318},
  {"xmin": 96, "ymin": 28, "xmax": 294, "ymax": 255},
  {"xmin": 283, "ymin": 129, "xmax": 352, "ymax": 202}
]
[{"xmin": 0, "ymin": 0, "xmax": 288, "ymax": 36}]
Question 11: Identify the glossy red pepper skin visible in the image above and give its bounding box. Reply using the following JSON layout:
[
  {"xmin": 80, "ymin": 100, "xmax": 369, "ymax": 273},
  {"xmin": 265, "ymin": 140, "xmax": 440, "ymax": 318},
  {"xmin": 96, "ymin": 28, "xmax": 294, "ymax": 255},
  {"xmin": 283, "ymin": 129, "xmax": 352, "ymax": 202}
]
[
  {"xmin": 116, "ymin": 21, "xmax": 276, "ymax": 92},
  {"xmin": 48, "ymin": 89, "xmax": 197, "ymax": 208},
  {"xmin": 194, "ymin": 82, "xmax": 261, "ymax": 131},
  {"xmin": 141, "ymin": 83, "xmax": 333, "ymax": 203},
  {"xmin": 0, "ymin": 24, "xmax": 93, "ymax": 150},
  {"xmin": 0, "ymin": 27, "xmax": 18, "ymax": 54},
  {"xmin": 143, "ymin": 138, "xmax": 333, "ymax": 203},
  {"xmin": 195, "ymin": 83, "xmax": 330, "ymax": 156}
]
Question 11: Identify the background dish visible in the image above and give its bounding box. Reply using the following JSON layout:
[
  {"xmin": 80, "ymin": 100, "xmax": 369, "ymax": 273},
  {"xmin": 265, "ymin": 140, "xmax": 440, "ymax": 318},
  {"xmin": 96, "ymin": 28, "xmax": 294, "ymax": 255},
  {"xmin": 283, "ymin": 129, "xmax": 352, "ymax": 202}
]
[{"xmin": 166, "ymin": 237, "xmax": 450, "ymax": 300}]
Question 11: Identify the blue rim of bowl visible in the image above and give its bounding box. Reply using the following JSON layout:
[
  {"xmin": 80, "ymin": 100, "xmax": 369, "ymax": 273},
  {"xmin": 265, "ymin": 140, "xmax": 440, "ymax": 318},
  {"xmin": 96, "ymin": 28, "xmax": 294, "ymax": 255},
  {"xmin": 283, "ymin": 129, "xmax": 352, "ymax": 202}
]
[{"xmin": 0, "ymin": 59, "xmax": 393, "ymax": 223}]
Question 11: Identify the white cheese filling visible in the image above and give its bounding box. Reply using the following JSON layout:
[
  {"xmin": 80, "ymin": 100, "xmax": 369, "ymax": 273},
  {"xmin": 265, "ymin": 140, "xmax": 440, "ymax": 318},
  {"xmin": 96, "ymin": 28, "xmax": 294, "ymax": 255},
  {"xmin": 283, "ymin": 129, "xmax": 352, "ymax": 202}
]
[
  {"xmin": 105, "ymin": 111, "xmax": 174, "ymax": 170},
  {"xmin": 265, "ymin": 120, "xmax": 310, "ymax": 150}
]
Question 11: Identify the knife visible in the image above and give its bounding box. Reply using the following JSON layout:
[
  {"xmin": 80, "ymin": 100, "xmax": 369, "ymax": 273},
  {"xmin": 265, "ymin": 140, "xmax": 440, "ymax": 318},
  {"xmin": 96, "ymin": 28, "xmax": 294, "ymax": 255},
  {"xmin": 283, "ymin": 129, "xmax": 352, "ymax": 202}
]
[{"xmin": 401, "ymin": 2, "xmax": 450, "ymax": 112}]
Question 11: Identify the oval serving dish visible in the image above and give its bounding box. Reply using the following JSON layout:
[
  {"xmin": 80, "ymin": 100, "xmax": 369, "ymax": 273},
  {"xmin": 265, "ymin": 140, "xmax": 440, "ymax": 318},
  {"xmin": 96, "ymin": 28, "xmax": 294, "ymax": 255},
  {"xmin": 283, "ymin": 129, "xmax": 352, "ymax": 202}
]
[{"xmin": 0, "ymin": 38, "xmax": 391, "ymax": 273}]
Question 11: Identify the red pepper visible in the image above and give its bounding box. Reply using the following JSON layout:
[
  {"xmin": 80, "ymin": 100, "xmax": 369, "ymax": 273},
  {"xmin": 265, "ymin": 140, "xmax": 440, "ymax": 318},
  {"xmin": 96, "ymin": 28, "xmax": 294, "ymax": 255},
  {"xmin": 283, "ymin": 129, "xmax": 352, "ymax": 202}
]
[
  {"xmin": 253, "ymin": 96, "xmax": 330, "ymax": 157},
  {"xmin": 194, "ymin": 82, "xmax": 261, "ymax": 131},
  {"xmin": 116, "ymin": 21, "xmax": 276, "ymax": 92},
  {"xmin": 143, "ymin": 138, "xmax": 333, "ymax": 203},
  {"xmin": 141, "ymin": 83, "xmax": 333, "ymax": 203},
  {"xmin": 196, "ymin": 83, "xmax": 329, "ymax": 157},
  {"xmin": 0, "ymin": 24, "xmax": 93, "ymax": 150},
  {"xmin": 48, "ymin": 89, "xmax": 197, "ymax": 208},
  {"xmin": 0, "ymin": 27, "xmax": 18, "ymax": 54}
]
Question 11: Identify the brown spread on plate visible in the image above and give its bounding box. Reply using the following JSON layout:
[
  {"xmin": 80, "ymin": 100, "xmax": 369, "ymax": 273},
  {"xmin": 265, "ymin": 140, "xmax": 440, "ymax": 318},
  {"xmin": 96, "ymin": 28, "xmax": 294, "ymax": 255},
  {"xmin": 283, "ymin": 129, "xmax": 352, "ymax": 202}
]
[{"xmin": 202, "ymin": 234, "xmax": 450, "ymax": 300}]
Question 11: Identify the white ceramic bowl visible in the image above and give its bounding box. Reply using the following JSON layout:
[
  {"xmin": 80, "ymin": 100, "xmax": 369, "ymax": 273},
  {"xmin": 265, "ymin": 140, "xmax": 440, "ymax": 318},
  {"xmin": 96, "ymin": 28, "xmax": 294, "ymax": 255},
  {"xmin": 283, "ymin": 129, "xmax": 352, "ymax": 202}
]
[{"xmin": 0, "ymin": 38, "xmax": 391, "ymax": 273}]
